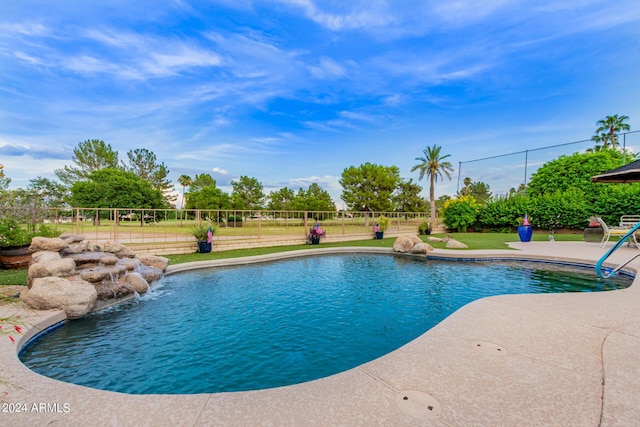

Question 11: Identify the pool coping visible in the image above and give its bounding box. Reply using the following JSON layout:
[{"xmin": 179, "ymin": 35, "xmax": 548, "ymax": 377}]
[{"xmin": 2, "ymin": 241, "xmax": 640, "ymax": 426}]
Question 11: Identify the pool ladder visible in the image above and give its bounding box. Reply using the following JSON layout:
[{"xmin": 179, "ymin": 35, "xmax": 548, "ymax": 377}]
[{"xmin": 596, "ymin": 221, "xmax": 640, "ymax": 278}]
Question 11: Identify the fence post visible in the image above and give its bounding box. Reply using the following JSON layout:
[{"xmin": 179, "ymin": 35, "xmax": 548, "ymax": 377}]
[{"xmin": 304, "ymin": 211, "xmax": 308, "ymax": 236}]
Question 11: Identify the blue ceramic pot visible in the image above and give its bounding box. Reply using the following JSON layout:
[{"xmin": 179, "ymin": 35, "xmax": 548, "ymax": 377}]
[{"xmin": 517, "ymin": 225, "xmax": 533, "ymax": 242}]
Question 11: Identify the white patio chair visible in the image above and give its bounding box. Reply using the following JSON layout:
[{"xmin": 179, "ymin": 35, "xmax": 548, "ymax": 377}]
[{"xmin": 597, "ymin": 217, "xmax": 638, "ymax": 248}]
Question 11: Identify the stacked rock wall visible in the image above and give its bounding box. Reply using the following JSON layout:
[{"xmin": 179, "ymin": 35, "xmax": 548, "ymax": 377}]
[{"xmin": 20, "ymin": 234, "xmax": 169, "ymax": 319}]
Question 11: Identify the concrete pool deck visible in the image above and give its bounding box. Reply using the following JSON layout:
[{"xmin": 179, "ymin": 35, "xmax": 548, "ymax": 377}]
[{"xmin": 1, "ymin": 241, "xmax": 640, "ymax": 426}]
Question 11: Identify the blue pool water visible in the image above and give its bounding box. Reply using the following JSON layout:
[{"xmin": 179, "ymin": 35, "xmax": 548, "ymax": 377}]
[{"xmin": 19, "ymin": 254, "xmax": 632, "ymax": 394}]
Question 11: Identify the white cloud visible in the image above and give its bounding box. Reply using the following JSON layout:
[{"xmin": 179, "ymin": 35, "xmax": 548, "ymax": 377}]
[
  {"xmin": 308, "ymin": 57, "xmax": 348, "ymax": 79},
  {"xmin": 212, "ymin": 166, "xmax": 228, "ymax": 175}
]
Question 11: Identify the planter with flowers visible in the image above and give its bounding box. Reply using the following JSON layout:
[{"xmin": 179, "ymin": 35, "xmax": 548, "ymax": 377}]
[
  {"xmin": 307, "ymin": 223, "xmax": 325, "ymax": 244},
  {"xmin": 191, "ymin": 222, "xmax": 216, "ymax": 253},
  {"xmin": 517, "ymin": 214, "xmax": 533, "ymax": 242},
  {"xmin": 373, "ymin": 215, "xmax": 390, "ymax": 239}
]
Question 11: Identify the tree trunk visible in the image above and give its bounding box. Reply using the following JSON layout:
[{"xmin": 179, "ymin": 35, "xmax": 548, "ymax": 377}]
[{"xmin": 429, "ymin": 175, "xmax": 436, "ymax": 226}]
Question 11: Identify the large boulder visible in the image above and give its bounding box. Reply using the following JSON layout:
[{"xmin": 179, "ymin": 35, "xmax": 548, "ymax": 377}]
[
  {"xmin": 410, "ymin": 242, "xmax": 434, "ymax": 254},
  {"xmin": 137, "ymin": 255, "xmax": 170, "ymax": 272},
  {"xmin": 31, "ymin": 250, "xmax": 61, "ymax": 264},
  {"xmin": 60, "ymin": 233, "xmax": 85, "ymax": 243},
  {"xmin": 27, "ymin": 258, "xmax": 76, "ymax": 287},
  {"xmin": 98, "ymin": 241, "xmax": 135, "ymax": 258},
  {"xmin": 29, "ymin": 237, "xmax": 68, "ymax": 252},
  {"xmin": 22, "ymin": 276, "xmax": 97, "ymax": 319},
  {"xmin": 118, "ymin": 258, "xmax": 143, "ymax": 271},
  {"xmin": 94, "ymin": 280, "xmax": 136, "ymax": 300},
  {"xmin": 125, "ymin": 272, "xmax": 149, "ymax": 294},
  {"xmin": 79, "ymin": 265, "xmax": 127, "ymax": 283},
  {"xmin": 393, "ymin": 235, "xmax": 417, "ymax": 253},
  {"xmin": 137, "ymin": 266, "xmax": 164, "ymax": 284}
]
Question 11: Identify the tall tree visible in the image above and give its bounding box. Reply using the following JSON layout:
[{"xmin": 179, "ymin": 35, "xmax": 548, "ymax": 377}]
[
  {"xmin": 177, "ymin": 174, "xmax": 193, "ymax": 209},
  {"xmin": 123, "ymin": 148, "xmax": 172, "ymax": 192},
  {"xmin": 291, "ymin": 183, "xmax": 335, "ymax": 211},
  {"xmin": 340, "ymin": 163, "xmax": 400, "ymax": 212},
  {"xmin": 467, "ymin": 181, "xmax": 492, "ymax": 204},
  {"xmin": 28, "ymin": 177, "xmax": 68, "ymax": 208},
  {"xmin": 594, "ymin": 114, "xmax": 631, "ymax": 149},
  {"xmin": 411, "ymin": 145, "xmax": 454, "ymax": 224},
  {"xmin": 184, "ymin": 174, "xmax": 231, "ymax": 211},
  {"xmin": 267, "ymin": 187, "xmax": 296, "ymax": 210},
  {"xmin": 231, "ymin": 175, "xmax": 265, "ymax": 210},
  {"xmin": 69, "ymin": 168, "xmax": 165, "ymax": 224},
  {"xmin": 55, "ymin": 139, "xmax": 119, "ymax": 185},
  {"xmin": 394, "ymin": 179, "xmax": 427, "ymax": 212}
]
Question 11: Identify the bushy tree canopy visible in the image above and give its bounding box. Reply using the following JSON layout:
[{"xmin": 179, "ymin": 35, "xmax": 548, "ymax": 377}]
[
  {"xmin": 340, "ymin": 163, "xmax": 400, "ymax": 212},
  {"xmin": 69, "ymin": 168, "xmax": 165, "ymax": 209},
  {"xmin": 527, "ymin": 149, "xmax": 628, "ymax": 198},
  {"xmin": 394, "ymin": 179, "xmax": 427, "ymax": 212},
  {"xmin": 185, "ymin": 174, "xmax": 232, "ymax": 210},
  {"xmin": 231, "ymin": 176, "xmax": 265, "ymax": 210},
  {"xmin": 55, "ymin": 139, "xmax": 119, "ymax": 185}
]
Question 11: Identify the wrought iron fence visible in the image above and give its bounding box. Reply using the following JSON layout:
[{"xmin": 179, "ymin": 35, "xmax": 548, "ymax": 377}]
[{"xmin": 15, "ymin": 207, "xmax": 436, "ymax": 249}]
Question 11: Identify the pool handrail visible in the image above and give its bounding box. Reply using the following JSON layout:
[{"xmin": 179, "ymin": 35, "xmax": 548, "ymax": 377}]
[{"xmin": 596, "ymin": 220, "xmax": 640, "ymax": 278}]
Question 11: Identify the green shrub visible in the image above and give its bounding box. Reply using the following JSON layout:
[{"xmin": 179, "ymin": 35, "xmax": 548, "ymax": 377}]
[
  {"xmin": 442, "ymin": 195, "xmax": 480, "ymax": 232},
  {"xmin": 477, "ymin": 194, "xmax": 530, "ymax": 231},
  {"xmin": 418, "ymin": 220, "xmax": 431, "ymax": 235},
  {"xmin": 375, "ymin": 215, "xmax": 390, "ymax": 231}
]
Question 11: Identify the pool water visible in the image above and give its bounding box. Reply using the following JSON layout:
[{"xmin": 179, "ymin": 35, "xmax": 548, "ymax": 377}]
[{"xmin": 19, "ymin": 254, "xmax": 632, "ymax": 394}]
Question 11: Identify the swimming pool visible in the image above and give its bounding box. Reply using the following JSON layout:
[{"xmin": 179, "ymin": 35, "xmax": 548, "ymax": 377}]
[{"xmin": 19, "ymin": 254, "xmax": 632, "ymax": 395}]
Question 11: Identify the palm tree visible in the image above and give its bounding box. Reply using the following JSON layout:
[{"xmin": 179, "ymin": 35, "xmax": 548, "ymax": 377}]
[
  {"xmin": 411, "ymin": 145, "xmax": 454, "ymax": 226},
  {"xmin": 177, "ymin": 174, "xmax": 193, "ymax": 225},
  {"xmin": 594, "ymin": 114, "xmax": 631, "ymax": 149}
]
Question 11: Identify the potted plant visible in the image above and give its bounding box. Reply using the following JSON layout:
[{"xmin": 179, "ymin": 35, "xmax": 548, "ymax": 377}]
[
  {"xmin": 191, "ymin": 221, "xmax": 216, "ymax": 253},
  {"xmin": 0, "ymin": 219, "xmax": 61, "ymax": 269},
  {"xmin": 418, "ymin": 220, "xmax": 432, "ymax": 235},
  {"xmin": 307, "ymin": 223, "xmax": 325, "ymax": 244},
  {"xmin": 373, "ymin": 215, "xmax": 390, "ymax": 239},
  {"xmin": 517, "ymin": 214, "xmax": 533, "ymax": 242}
]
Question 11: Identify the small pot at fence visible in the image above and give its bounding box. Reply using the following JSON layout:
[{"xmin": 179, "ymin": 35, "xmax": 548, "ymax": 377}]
[
  {"xmin": 517, "ymin": 225, "xmax": 533, "ymax": 242},
  {"xmin": 310, "ymin": 234, "xmax": 320, "ymax": 245},
  {"xmin": 374, "ymin": 231, "xmax": 384, "ymax": 239},
  {"xmin": 197, "ymin": 241, "xmax": 212, "ymax": 253}
]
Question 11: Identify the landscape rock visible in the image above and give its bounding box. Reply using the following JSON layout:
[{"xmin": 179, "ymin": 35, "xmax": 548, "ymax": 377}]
[
  {"xmin": 93, "ymin": 280, "xmax": 136, "ymax": 300},
  {"xmin": 98, "ymin": 241, "xmax": 135, "ymax": 258},
  {"xmin": 410, "ymin": 242, "xmax": 434, "ymax": 254},
  {"xmin": 137, "ymin": 255, "xmax": 170, "ymax": 272},
  {"xmin": 125, "ymin": 272, "xmax": 149, "ymax": 294},
  {"xmin": 27, "ymin": 258, "xmax": 76, "ymax": 286},
  {"xmin": 31, "ymin": 251, "xmax": 62, "ymax": 264},
  {"xmin": 29, "ymin": 237, "xmax": 68, "ymax": 252},
  {"xmin": 60, "ymin": 233, "xmax": 85, "ymax": 243},
  {"xmin": 118, "ymin": 258, "xmax": 143, "ymax": 271},
  {"xmin": 138, "ymin": 266, "xmax": 164, "ymax": 284},
  {"xmin": 22, "ymin": 276, "xmax": 97, "ymax": 319},
  {"xmin": 393, "ymin": 235, "xmax": 417, "ymax": 253},
  {"xmin": 99, "ymin": 255, "xmax": 119, "ymax": 266},
  {"xmin": 79, "ymin": 265, "xmax": 128, "ymax": 283},
  {"xmin": 446, "ymin": 239, "xmax": 469, "ymax": 249},
  {"xmin": 23, "ymin": 235, "xmax": 168, "ymax": 318}
]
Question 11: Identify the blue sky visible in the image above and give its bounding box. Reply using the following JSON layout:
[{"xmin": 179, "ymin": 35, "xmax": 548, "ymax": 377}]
[{"xmin": 1, "ymin": 0, "xmax": 639, "ymax": 205}]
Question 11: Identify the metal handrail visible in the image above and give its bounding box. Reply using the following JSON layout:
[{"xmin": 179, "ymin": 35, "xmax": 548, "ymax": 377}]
[{"xmin": 596, "ymin": 221, "xmax": 640, "ymax": 278}]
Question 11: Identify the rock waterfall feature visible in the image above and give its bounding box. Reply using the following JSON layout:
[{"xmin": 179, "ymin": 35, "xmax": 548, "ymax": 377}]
[{"xmin": 20, "ymin": 234, "xmax": 169, "ymax": 319}]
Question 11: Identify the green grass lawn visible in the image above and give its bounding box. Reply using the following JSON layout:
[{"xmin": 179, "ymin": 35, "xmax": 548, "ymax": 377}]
[{"xmin": 0, "ymin": 231, "xmax": 586, "ymax": 287}]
